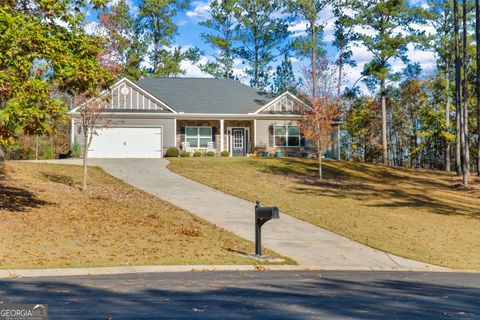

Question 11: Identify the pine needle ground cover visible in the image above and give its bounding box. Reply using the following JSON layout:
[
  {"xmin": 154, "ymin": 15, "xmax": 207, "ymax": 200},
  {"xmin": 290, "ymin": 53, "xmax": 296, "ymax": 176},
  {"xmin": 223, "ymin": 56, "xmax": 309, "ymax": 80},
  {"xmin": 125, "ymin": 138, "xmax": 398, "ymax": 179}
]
[
  {"xmin": 0, "ymin": 162, "xmax": 288, "ymax": 269},
  {"xmin": 169, "ymin": 157, "xmax": 480, "ymax": 270}
]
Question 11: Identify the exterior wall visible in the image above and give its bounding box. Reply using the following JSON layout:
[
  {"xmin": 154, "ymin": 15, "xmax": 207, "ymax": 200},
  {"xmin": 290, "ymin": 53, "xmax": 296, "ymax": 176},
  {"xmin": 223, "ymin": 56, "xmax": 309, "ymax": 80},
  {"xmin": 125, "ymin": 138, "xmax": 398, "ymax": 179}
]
[
  {"xmin": 177, "ymin": 120, "xmax": 222, "ymax": 151},
  {"xmin": 176, "ymin": 120, "xmax": 254, "ymax": 153},
  {"xmin": 255, "ymin": 119, "xmax": 340, "ymax": 159},
  {"xmin": 109, "ymin": 81, "xmax": 171, "ymax": 113},
  {"xmin": 72, "ymin": 117, "xmax": 176, "ymax": 154},
  {"xmin": 259, "ymin": 95, "xmax": 303, "ymax": 114}
]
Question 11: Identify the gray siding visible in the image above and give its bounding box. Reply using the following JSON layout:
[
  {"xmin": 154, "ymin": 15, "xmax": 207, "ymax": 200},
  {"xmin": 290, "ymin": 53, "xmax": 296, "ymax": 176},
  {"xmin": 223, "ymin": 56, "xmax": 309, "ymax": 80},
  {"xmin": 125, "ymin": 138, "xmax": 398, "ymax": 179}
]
[
  {"xmin": 259, "ymin": 95, "xmax": 302, "ymax": 114},
  {"xmin": 255, "ymin": 119, "xmax": 301, "ymax": 148},
  {"xmin": 109, "ymin": 81, "xmax": 172, "ymax": 113}
]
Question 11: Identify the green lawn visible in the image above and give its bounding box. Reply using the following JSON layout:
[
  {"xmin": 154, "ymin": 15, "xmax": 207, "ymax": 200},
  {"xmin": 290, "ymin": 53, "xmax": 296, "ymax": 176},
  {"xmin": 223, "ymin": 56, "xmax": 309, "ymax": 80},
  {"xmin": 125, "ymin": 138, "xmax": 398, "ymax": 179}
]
[
  {"xmin": 0, "ymin": 162, "xmax": 291, "ymax": 269},
  {"xmin": 168, "ymin": 157, "xmax": 480, "ymax": 270}
]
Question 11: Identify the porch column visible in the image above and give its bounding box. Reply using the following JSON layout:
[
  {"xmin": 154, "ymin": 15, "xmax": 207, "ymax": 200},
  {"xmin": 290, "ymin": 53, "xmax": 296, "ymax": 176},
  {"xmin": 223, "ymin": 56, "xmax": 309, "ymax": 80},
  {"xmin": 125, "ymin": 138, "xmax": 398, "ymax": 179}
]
[
  {"xmin": 174, "ymin": 118, "xmax": 177, "ymax": 147},
  {"xmin": 336, "ymin": 124, "xmax": 341, "ymax": 160},
  {"xmin": 220, "ymin": 119, "xmax": 225, "ymax": 151},
  {"xmin": 253, "ymin": 119, "xmax": 257, "ymax": 148}
]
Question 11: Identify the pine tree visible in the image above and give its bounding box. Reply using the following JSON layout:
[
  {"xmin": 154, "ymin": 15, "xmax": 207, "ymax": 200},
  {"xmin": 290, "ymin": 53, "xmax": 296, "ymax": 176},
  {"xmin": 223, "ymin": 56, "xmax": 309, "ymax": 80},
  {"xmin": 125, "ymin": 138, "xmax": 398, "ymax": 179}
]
[
  {"xmin": 199, "ymin": 0, "xmax": 237, "ymax": 79},
  {"xmin": 271, "ymin": 53, "xmax": 299, "ymax": 94},
  {"xmin": 453, "ymin": 0, "xmax": 468, "ymax": 186},
  {"xmin": 138, "ymin": 0, "xmax": 199, "ymax": 76},
  {"xmin": 426, "ymin": 0, "xmax": 454, "ymax": 172},
  {"xmin": 462, "ymin": 0, "xmax": 470, "ymax": 177},
  {"xmin": 235, "ymin": 0, "xmax": 290, "ymax": 90},
  {"xmin": 98, "ymin": 0, "xmax": 146, "ymax": 79},
  {"xmin": 332, "ymin": 1, "xmax": 356, "ymax": 97},
  {"xmin": 349, "ymin": 0, "xmax": 427, "ymax": 165},
  {"xmin": 288, "ymin": 0, "xmax": 331, "ymax": 99}
]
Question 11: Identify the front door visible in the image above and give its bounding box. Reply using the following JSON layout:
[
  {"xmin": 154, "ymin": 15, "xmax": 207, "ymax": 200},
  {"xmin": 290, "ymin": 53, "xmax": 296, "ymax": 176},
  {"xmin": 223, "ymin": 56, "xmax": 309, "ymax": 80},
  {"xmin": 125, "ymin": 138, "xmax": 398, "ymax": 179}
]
[{"xmin": 231, "ymin": 128, "xmax": 246, "ymax": 156}]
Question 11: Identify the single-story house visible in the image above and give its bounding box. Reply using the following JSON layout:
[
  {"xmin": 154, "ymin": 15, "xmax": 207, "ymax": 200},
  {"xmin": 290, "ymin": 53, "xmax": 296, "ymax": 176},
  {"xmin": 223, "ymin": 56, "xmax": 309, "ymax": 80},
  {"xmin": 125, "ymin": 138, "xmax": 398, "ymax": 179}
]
[{"xmin": 69, "ymin": 77, "xmax": 341, "ymax": 158}]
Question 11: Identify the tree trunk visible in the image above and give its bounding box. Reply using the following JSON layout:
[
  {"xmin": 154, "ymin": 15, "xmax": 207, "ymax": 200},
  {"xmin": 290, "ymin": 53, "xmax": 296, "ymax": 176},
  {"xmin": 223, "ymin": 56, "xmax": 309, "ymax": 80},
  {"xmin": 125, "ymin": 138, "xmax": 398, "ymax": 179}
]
[
  {"xmin": 312, "ymin": 18, "xmax": 317, "ymax": 100},
  {"xmin": 0, "ymin": 145, "xmax": 4, "ymax": 162},
  {"xmin": 338, "ymin": 47, "xmax": 343, "ymax": 97},
  {"xmin": 152, "ymin": 16, "xmax": 160, "ymax": 73},
  {"xmin": 445, "ymin": 4, "xmax": 451, "ymax": 173},
  {"xmin": 454, "ymin": 0, "xmax": 464, "ymax": 177},
  {"xmin": 462, "ymin": 0, "xmax": 470, "ymax": 178},
  {"xmin": 35, "ymin": 135, "xmax": 39, "ymax": 160},
  {"xmin": 82, "ymin": 134, "xmax": 89, "ymax": 191},
  {"xmin": 381, "ymin": 79, "xmax": 388, "ymax": 165},
  {"xmin": 318, "ymin": 152, "xmax": 322, "ymax": 180},
  {"xmin": 476, "ymin": 0, "xmax": 480, "ymax": 175}
]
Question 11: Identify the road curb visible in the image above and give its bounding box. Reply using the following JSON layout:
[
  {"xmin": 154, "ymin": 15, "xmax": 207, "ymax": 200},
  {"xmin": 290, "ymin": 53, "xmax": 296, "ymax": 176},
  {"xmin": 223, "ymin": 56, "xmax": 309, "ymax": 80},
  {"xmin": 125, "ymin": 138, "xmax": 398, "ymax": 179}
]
[{"xmin": 0, "ymin": 264, "xmax": 464, "ymax": 279}]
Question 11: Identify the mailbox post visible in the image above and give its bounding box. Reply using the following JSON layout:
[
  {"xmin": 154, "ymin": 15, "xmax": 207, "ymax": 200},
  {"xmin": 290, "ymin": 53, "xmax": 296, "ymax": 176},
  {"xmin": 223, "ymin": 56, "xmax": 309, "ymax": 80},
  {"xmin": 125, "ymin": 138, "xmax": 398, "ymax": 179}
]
[{"xmin": 255, "ymin": 201, "xmax": 279, "ymax": 256}]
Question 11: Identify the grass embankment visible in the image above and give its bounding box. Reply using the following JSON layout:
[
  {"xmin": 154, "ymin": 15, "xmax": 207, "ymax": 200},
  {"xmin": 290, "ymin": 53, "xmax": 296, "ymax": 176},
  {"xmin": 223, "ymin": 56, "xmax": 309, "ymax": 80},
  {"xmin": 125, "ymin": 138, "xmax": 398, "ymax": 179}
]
[
  {"xmin": 0, "ymin": 162, "xmax": 289, "ymax": 269},
  {"xmin": 169, "ymin": 157, "xmax": 480, "ymax": 269}
]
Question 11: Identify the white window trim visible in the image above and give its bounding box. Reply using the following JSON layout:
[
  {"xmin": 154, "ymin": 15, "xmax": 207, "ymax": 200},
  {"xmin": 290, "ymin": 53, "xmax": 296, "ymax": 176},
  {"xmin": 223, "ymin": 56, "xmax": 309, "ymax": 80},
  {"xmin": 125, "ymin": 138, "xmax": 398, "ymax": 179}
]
[
  {"xmin": 274, "ymin": 125, "xmax": 301, "ymax": 148},
  {"xmin": 185, "ymin": 126, "xmax": 213, "ymax": 149}
]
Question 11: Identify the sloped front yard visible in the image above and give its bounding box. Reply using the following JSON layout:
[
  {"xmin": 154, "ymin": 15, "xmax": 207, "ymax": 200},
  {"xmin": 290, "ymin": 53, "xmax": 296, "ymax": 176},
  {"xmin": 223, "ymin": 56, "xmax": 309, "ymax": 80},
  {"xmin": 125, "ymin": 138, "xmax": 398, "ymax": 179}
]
[
  {"xmin": 0, "ymin": 162, "xmax": 286, "ymax": 269},
  {"xmin": 168, "ymin": 157, "xmax": 480, "ymax": 270}
]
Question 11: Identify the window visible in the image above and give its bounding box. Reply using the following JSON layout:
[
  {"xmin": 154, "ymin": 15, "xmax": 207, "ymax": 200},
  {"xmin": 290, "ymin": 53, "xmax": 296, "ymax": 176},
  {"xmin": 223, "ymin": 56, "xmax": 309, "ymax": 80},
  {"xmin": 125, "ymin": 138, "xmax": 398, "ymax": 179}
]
[
  {"xmin": 274, "ymin": 125, "xmax": 301, "ymax": 147},
  {"xmin": 185, "ymin": 127, "xmax": 212, "ymax": 148}
]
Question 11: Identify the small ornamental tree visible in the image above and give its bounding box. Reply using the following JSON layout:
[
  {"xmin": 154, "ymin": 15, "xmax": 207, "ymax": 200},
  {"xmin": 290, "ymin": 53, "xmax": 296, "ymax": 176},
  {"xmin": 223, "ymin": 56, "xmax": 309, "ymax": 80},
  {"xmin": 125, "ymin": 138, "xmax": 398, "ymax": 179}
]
[
  {"xmin": 76, "ymin": 94, "xmax": 111, "ymax": 190},
  {"xmin": 301, "ymin": 96, "xmax": 337, "ymax": 180}
]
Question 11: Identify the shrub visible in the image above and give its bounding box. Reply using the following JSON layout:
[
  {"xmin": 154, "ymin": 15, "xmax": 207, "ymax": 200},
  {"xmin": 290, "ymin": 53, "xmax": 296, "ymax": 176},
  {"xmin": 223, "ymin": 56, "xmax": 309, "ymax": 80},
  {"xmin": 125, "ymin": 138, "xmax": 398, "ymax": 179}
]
[
  {"xmin": 71, "ymin": 140, "xmax": 81, "ymax": 158},
  {"xmin": 206, "ymin": 151, "xmax": 216, "ymax": 157},
  {"xmin": 193, "ymin": 151, "xmax": 202, "ymax": 157},
  {"xmin": 165, "ymin": 147, "xmax": 180, "ymax": 157},
  {"xmin": 42, "ymin": 144, "xmax": 55, "ymax": 160},
  {"xmin": 220, "ymin": 150, "xmax": 229, "ymax": 157},
  {"xmin": 180, "ymin": 151, "xmax": 191, "ymax": 157}
]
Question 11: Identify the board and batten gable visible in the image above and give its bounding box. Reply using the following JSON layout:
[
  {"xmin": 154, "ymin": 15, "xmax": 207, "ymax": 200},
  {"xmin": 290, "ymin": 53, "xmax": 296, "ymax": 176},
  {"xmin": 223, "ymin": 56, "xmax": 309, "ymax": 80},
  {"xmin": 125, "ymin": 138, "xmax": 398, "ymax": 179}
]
[
  {"xmin": 257, "ymin": 93, "xmax": 304, "ymax": 115},
  {"xmin": 109, "ymin": 80, "xmax": 172, "ymax": 112}
]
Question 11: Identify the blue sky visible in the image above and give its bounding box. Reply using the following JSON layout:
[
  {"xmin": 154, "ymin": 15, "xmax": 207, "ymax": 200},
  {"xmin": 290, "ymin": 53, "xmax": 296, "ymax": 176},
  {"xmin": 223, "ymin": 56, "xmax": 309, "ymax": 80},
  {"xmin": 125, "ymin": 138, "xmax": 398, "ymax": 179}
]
[{"xmin": 86, "ymin": 0, "xmax": 436, "ymax": 91}]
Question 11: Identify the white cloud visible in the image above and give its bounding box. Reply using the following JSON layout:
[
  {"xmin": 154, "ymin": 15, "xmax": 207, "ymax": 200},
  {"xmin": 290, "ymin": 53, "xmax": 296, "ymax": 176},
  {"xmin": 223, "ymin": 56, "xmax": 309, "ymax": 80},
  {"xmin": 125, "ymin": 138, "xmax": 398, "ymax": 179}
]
[
  {"xmin": 186, "ymin": 0, "xmax": 211, "ymax": 20},
  {"xmin": 84, "ymin": 21, "xmax": 99, "ymax": 35},
  {"xmin": 288, "ymin": 21, "xmax": 308, "ymax": 37},
  {"xmin": 105, "ymin": 0, "xmax": 138, "ymax": 15},
  {"xmin": 181, "ymin": 56, "xmax": 213, "ymax": 78}
]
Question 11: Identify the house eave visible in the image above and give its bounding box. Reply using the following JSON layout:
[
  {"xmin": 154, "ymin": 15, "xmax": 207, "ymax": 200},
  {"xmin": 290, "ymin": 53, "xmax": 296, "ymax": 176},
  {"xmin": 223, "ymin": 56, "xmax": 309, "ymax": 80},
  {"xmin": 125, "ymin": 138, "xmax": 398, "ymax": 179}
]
[
  {"xmin": 68, "ymin": 111, "xmax": 343, "ymax": 125},
  {"xmin": 69, "ymin": 112, "xmax": 304, "ymax": 120}
]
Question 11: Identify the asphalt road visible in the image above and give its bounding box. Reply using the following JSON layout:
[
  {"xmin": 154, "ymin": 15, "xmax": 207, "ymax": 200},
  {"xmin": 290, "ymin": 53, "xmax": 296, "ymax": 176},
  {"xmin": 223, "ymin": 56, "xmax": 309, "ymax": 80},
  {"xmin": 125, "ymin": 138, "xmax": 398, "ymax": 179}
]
[{"xmin": 0, "ymin": 271, "xmax": 478, "ymax": 319}]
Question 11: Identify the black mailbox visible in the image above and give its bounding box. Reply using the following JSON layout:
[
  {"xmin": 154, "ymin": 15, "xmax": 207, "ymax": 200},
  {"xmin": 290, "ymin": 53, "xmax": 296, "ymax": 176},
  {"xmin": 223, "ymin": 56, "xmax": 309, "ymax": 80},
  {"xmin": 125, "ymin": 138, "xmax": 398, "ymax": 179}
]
[
  {"xmin": 255, "ymin": 206, "xmax": 280, "ymax": 220},
  {"xmin": 255, "ymin": 201, "xmax": 279, "ymax": 256}
]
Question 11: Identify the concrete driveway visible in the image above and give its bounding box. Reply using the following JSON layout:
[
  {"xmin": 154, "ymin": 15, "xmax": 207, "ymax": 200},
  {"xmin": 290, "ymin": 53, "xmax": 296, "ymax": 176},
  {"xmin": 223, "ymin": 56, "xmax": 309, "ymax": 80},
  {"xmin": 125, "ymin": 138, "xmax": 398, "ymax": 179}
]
[{"xmin": 69, "ymin": 158, "xmax": 442, "ymax": 271}]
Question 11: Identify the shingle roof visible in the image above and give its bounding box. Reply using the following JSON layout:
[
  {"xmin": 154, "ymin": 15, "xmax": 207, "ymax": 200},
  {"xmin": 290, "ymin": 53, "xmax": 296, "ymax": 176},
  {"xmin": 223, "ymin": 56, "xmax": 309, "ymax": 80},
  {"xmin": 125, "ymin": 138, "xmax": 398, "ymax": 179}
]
[{"xmin": 136, "ymin": 78, "xmax": 277, "ymax": 114}]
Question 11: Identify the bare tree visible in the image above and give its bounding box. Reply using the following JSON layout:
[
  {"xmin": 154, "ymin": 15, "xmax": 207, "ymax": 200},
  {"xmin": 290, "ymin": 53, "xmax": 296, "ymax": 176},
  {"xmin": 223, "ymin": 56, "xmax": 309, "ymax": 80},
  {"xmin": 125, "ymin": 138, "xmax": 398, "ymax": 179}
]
[
  {"xmin": 300, "ymin": 96, "xmax": 338, "ymax": 180},
  {"xmin": 302, "ymin": 59, "xmax": 338, "ymax": 100},
  {"xmin": 75, "ymin": 94, "xmax": 111, "ymax": 190}
]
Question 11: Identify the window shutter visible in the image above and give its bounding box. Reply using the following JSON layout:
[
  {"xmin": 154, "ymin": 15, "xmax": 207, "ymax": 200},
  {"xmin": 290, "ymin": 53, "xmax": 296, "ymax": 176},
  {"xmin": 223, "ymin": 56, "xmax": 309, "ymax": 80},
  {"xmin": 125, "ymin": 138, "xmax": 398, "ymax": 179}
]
[
  {"xmin": 301, "ymin": 135, "xmax": 305, "ymax": 147},
  {"xmin": 180, "ymin": 127, "xmax": 185, "ymax": 145},
  {"xmin": 268, "ymin": 125, "xmax": 274, "ymax": 147},
  {"xmin": 212, "ymin": 127, "xmax": 217, "ymax": 142}
]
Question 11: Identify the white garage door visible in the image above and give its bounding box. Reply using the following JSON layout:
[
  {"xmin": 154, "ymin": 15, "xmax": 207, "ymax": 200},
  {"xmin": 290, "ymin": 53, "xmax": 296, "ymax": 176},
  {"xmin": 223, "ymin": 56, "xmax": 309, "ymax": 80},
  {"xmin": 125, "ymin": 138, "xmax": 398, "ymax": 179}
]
[{"xmin": 88, "ymin": 127, "xmax": 163, "ymax": 158}]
